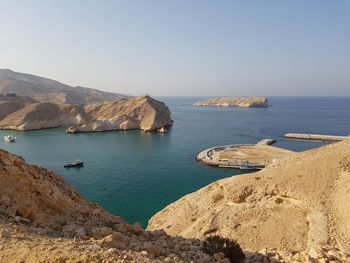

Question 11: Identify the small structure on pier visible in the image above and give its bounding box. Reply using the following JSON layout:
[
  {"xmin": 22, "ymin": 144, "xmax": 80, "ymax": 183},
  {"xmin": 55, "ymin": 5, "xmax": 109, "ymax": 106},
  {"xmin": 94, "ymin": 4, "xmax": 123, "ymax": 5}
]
[{"xmin": 196, "ymin": 139, "xmax": 294, "ymax": 170}]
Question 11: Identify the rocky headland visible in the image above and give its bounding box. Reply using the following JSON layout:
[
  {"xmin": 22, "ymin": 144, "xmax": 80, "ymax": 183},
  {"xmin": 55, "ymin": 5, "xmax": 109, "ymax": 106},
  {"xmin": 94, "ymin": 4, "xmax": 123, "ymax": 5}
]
[
  {"xmin": 0, "ymin": 95, "xmax": 172, "ymax": 132},
  {"xmin": 148, "ymin": 137, "xmax": 350, "ymax": 262},
  {"xmin": 193, "ymin": 97, "xmax": 269, "ymax": 107},
  {"xmin": 66, "ymin": 95, "xmax": 173, "ymax": 133}
]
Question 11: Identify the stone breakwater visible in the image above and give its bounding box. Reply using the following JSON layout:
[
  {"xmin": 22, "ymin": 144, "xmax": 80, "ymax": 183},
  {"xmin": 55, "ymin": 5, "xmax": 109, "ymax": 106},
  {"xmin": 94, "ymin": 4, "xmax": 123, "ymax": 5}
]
[
  {"xmin": 193, "ymin": 97, "xmax": 269, "ymax": 108},
  {"xmin": 284, "ymin": 133, "xmax": 347, "ymax": 142}
]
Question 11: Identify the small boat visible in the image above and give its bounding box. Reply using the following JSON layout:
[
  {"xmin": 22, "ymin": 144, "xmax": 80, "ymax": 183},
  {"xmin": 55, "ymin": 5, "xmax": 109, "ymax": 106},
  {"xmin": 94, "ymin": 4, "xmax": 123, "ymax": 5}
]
[
  {"xmin": 64, "ymin": 159, "xmax": 84, "ymax": 168},
  {"xmin": 3, "ymin": 135, "xmax": 16, "ymax": 142}
]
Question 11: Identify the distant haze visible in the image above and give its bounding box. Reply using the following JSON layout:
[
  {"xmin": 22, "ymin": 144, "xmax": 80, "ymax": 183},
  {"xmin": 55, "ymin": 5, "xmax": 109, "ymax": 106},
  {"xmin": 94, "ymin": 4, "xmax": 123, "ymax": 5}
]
[{"xmin": 1, "ymin": 0, "xmax": 349, "ymax": 96}]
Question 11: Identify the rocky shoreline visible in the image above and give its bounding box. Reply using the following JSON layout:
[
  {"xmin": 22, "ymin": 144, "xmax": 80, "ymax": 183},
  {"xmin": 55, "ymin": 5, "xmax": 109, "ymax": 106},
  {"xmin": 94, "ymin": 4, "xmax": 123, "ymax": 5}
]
[{"xmin": 0, "ymin": 95, "xmax": 173, "ymax": 133}]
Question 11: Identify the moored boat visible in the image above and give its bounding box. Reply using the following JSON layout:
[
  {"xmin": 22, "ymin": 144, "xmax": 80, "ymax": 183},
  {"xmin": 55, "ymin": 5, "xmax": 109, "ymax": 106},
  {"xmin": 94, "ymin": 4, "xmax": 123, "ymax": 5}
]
[
  {"xmin": 64, "ymin": 160, "xmax": 84, "ymax": 168},
  {"xmin": 3, "ymin": 135, "xmax": 16, "ymax": 142}
]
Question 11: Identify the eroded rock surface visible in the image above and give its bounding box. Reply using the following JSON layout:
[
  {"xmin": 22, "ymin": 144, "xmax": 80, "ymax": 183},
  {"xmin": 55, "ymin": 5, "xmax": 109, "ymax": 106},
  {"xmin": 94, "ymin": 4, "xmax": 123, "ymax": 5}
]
[{"xmin": 0, "ymin": 95, "xmax": 173, "ymax": 132}]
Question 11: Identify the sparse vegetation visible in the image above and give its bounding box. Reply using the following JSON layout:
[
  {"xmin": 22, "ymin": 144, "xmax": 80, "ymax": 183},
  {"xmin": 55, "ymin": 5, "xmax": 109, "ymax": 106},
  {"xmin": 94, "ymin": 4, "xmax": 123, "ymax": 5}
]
[
  {"xmin": 212, "ymin": 192, "xmax": 224, "ymax": 203},
  {"xmin": 202, "ymin": 235, "xmax": 245, "ymax": 263},
  {"xmin": 275, "ymin": 197, "xmax": 283, "ymax": 204}
]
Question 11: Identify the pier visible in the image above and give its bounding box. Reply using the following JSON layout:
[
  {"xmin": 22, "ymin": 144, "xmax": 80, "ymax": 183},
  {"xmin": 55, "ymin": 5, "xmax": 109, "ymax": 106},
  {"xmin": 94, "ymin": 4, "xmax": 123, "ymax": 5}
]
[
  {"xmin": 196, "ymin": 139, "xmax": 294, "ymax": 170},
  {"xmin": 284, "ymin": 133, "xmax": 347, "ymax": 142}
]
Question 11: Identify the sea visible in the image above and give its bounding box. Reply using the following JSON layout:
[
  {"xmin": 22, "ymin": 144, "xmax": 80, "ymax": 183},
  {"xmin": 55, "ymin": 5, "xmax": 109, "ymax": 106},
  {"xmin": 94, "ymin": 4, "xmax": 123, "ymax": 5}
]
[{"xmin": 0, "ymin": 97, "xmax": 349, "ymax": 228}]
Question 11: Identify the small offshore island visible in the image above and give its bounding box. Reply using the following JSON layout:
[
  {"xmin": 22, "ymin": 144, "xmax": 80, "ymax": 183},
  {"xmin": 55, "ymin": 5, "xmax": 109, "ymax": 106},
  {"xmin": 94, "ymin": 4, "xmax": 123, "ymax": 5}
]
[{"xmin": 193, "ymin": 96, "xmax": 269, "ymax": 108}]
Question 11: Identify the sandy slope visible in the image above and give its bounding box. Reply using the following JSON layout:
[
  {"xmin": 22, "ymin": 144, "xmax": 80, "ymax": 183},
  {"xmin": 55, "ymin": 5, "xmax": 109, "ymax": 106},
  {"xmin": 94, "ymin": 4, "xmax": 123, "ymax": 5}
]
[{"xmin": 148, "ymin": 137, "xmax": 350, "ymax": 254}]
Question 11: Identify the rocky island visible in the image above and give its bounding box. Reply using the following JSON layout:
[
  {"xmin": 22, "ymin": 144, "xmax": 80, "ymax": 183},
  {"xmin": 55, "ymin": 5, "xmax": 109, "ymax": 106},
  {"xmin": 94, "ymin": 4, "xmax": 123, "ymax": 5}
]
[
  {"xmin": 0, "ymin": 94, "xmax": 172, "ymax": 133},
  {"xmin": 193, "ymin": 97, "xmax": 269, "ymax": 107}
]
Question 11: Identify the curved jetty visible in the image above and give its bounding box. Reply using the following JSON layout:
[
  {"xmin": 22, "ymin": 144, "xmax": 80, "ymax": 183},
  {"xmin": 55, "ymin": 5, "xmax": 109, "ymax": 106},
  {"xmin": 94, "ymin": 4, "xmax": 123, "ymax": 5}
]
[
  {"xmin": 193, "ymin": 97, "xmax": 269, "ymax": 108},
  {"xmin": 196, "ymin": 139, "xmax": 293, "ymax": 170},
  {"xmin": 284, "ymin": 133, "xmax": 347, "ymax": 142}
]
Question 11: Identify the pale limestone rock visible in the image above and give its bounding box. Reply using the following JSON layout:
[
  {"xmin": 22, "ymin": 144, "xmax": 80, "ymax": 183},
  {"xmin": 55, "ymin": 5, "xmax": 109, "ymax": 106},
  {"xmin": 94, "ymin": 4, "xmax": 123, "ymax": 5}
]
[
  {"xmin": 0, "ymin": 95, "xmax": 173, "ymax": 132},
  {"xmin": 193, "ymin": 97, "xmax": 269, "ymax": 108}
]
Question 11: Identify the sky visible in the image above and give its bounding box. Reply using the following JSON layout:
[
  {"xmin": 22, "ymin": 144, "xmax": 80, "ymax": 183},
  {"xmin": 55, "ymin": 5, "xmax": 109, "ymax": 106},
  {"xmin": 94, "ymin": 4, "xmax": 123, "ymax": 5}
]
[{"xmin": 0, "ymin": 0, "xmax": 349, "ymax": 96}]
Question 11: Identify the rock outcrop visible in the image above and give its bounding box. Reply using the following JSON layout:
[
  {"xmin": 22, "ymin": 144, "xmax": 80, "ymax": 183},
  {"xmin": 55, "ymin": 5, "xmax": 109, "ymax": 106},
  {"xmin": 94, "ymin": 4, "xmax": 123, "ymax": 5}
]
[
  {"xmin": 148, "ymin": 137, "xmax": 350, "ymax": 260},
  {"xmin": 0, "ymin": 68, "xmax": 126, "ymax": 104},
  {"xmin": 0, "ymin": 149, "xmax": 216, "ymax": 263},
  {"xmin": 193, "ymin": 97, "xmax": 269, "ymax": 107},
  {"xmin": 0, "ymin": 95, "xmax": 173, "ymax": 132},
  {"xmin": 66, "ymin": 95, "xmax": 173, "ymax": 133}
]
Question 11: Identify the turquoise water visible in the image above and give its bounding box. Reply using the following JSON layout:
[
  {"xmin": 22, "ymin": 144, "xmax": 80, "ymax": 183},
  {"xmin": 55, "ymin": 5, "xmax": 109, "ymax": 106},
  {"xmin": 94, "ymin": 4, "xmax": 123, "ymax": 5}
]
[{"xmin": 1, "ymin": 97, "xmax": 349, "ymax": 227}]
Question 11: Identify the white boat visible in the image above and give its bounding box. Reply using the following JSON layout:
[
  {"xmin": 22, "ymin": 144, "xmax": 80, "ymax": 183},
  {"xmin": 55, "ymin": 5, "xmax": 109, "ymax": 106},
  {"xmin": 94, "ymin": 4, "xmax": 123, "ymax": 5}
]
[{"xmin": 3, "ymin": 135, "xmax": 16, "ymax": 142}]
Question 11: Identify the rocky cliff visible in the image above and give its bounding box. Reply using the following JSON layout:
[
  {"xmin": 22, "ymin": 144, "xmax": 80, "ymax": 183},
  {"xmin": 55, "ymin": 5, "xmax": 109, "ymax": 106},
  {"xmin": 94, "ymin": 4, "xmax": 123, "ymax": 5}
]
[
  {"xmin": 148, "ymin": 137, "xmax": 350, "ymax": 262},
  {"xmin": 0, "ymin": 95, "xmax": 173, "ymax": 132},
  {"xmin": 193, "ymin": 97, "xmax": 269, "ymax": 107},
  {"xmin": 0, "ymin": 69, "xmax": 126, "ymax": 104},
  {"xmin": 66, "ymin": 95, "xmax": 173, "ymax": 133}
]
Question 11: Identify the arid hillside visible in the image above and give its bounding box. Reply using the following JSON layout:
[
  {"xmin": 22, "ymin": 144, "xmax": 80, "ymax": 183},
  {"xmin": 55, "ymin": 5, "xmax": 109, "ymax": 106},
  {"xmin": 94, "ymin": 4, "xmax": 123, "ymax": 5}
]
[
  {"xmin": 0, "ymin": 69, "xmax": 126, "ymax": 104},
  {"xmin": 149, "ymin": 138, "xmax": 350, "ymax": 261}
]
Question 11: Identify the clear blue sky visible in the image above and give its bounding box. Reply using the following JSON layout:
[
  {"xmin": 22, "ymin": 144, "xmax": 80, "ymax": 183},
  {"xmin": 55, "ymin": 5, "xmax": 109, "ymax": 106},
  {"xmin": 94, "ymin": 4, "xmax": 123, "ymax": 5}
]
[{"xmin": 1, "ymin": 0, "xmax": 349, "ymax": 96}]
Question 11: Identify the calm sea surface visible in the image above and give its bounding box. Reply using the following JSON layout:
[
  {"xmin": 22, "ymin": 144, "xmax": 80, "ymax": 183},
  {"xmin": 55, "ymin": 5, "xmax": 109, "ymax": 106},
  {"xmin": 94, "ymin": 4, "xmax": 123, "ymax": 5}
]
[{"xmin": 0, "ymin": 97, "xmax": 349, "ymax": 227}]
